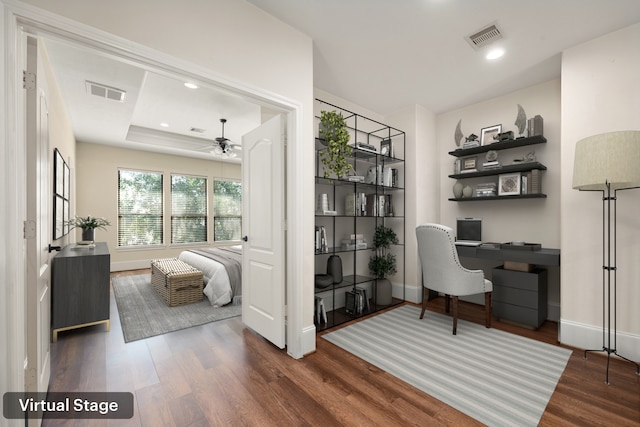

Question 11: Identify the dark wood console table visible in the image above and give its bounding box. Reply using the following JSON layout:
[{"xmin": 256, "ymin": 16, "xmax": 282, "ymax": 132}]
[{"xmin": 51, "ymin": 242, "xmax": 110, "ymax": 341}]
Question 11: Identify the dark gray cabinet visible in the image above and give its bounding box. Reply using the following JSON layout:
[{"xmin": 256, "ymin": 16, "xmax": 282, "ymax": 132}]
[
  {"xmin": 51, "ymin": 242, "xmax": 110, "ymax": 341},
  {"xmin": 492, "ymin": 266, "xmax": 547, "ymax": 329}
]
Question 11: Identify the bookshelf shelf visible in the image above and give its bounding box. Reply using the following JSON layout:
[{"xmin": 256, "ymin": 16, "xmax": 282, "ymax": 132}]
[{"xmin": 314, "ymin": 99, "xmax": 405, "ymax": 331}]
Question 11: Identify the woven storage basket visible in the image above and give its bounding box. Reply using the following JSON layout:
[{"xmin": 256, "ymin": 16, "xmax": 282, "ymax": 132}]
[{"xmin": 150, "ymin": 258, "xmax": 204, "ymax": 307}]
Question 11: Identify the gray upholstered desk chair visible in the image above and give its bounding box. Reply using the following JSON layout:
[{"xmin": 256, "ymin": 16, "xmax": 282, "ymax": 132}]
[{"xmin": 415, "ymin": 223, "xmax": 493, "ymax": 335}]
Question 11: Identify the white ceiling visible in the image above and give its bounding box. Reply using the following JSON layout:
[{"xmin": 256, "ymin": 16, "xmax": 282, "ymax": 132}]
[
  {"xmin": 248, "ymin": 0, "xmax": 640, "ymax": 115},
  {"xmin": 43, "ymin": 38, "xmax": 263, "ymax": 163},
  {"xmin": 42, "ymin": 1, "xmax": 640, "ymax": 160}
]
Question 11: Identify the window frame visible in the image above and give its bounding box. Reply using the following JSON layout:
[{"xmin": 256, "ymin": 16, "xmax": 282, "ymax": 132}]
[
  {"xmin": 212, "ymin": 178, "xmax": 242, "ymax": 243},
  {"xmin": 170, "ymin": 173, "xmax": 209, "ymax": 245},
  {"xmin": 117, "ymin": 168, "xmax": 164, "ymax": 248}
]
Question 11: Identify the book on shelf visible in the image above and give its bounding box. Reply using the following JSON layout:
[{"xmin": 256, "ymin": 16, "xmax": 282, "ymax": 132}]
[
  {"xmin": 315, "ymin": 226, "xmax": 328, "ymax": 253},
  {"xmin": 314, "ymin": 296, "xmax": 327, "ymax": 324}
]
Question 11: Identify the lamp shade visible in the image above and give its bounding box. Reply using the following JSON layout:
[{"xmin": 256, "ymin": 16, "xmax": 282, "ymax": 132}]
[{"xmin": 572, "ymin": 131, "xmax": 640, "ymax": 191}]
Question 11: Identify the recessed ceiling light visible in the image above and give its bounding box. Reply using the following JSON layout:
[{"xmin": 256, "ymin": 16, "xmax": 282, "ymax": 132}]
[
  {"xmin": 160, "ymin": 122, "xmax": 169, "ymax": 128},
  {"xmin": 184, "ymin": 82, "xmax": 198, "ymax": 89},
  {"xmin": 486, "ymin": 48, "xmax": 505, "ymax": 60}
]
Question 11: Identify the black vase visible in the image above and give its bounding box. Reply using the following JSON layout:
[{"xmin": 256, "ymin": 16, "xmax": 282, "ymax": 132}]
[
  {"xmin": 81, "ymin": 228, "xmax": 95, "ymax": 242},
  {"xmin": 327, "ymin": 255, "xmax": 343, "ymax": 284}
]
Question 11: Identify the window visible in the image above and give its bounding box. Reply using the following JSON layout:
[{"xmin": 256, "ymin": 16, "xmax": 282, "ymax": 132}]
[
  {"xmin": 118, "ymin": 169, "xmax": 163, "ymax": 246},
  {"xmin": 171, "ymin": 174, "xmax": 207, "ymax": 244},
  {"xmin": 213, "ymin": 180, "xmax": 242, "ymax": 242}
]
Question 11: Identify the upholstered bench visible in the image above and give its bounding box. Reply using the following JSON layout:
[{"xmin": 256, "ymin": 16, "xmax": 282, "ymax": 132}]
[{"xmin": 150, "ymin": 258, "xmax": 204, "ymax": 307}]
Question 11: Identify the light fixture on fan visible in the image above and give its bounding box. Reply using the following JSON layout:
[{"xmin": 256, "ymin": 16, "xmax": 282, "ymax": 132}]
[
  {"xmin": 211, "ymin": 140, "xmax": 236, "ymax": 159},
  {"xmin": 206, "ymin": 118, "xmax": 240, "ymax": 159}
]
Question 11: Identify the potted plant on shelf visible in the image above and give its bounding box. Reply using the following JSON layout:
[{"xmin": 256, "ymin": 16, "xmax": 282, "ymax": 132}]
[
  {"xmin": 318, "ymin": 110, "xmax": 353, "ymax": 179},
  {"xmin": 67, "ymin": 215, "xmax": 111, "ymax": 242},
  {"xmin": 368, "ymin": 224, "xmax": 399, "ymax": 306}
]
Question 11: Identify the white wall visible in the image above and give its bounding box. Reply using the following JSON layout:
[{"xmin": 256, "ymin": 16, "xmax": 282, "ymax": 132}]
[
  {"xmin": 75, "ymin": 142, "xmax": 241, "ymax": 269},
  {"xmin": 560, "ymin": 23, "xmax": 640, "ymax": 358},
  {"xmin": 386, "ymin": 105, "xmax": 437, "ymax": 302},
  {"xmin": 436, "ymin": 80, "xmax": 562, "ymax": 314}
]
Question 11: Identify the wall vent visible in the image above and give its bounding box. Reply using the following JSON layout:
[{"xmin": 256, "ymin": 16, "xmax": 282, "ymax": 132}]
[
  {"xmin": 85, "ymin": 81, "xmax": 126, "ymax": 102},
  {"xmin": 465, "ymin": 23, "xmax": 503, "ymax": 50}
]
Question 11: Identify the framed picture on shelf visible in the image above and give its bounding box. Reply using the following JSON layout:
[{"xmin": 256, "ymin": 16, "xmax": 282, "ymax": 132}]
[
  {"xmin": 461, "ymin": 156, "xmax": 477, "ymax": 172},
  {"xmin": 380, "ymin": 138, "xmax": 392, "ymax": 156},
  {"xmin": 498, "ymin": 172, "xmax": 521, "ymax": 196},
  {"xmin": 481, "ymin": 124, "xmax": 502, "ymax": 146}
]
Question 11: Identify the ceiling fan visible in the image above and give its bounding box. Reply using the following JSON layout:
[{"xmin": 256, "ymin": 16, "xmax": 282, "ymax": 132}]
[{"xmin": 201, "ymin": 118, "xmax": 241, "ymax": 159}]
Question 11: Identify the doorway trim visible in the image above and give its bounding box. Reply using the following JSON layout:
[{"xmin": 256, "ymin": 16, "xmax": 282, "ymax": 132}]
[{"xmin": 1, "ymin": 0, "xmax": 310, "ymax": 364}]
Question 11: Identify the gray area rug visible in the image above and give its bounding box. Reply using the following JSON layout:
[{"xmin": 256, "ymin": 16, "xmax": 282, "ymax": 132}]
[
  {"xmin": 323, "ymin": 304, "xmax": 572, "ymax": 427},
  {"xmin": 112, "ymin": 274, "xmax": 241, "ymax": 343}
]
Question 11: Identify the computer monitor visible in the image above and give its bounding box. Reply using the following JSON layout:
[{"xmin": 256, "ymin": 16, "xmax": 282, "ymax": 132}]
[{"xmin": 456, "ymin": 217, "xmax": 482, "ymax": 242}]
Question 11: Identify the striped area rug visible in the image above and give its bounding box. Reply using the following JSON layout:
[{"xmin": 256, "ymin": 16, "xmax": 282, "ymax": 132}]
[{"xmin": 323, "ymin": 304, "xmax": 572, "ymax": 426}]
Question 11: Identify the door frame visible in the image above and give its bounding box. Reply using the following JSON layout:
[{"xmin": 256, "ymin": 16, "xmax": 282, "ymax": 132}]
[{"xmin": 1, "ymin": 1, "xmax": 309, "ymax": 381}]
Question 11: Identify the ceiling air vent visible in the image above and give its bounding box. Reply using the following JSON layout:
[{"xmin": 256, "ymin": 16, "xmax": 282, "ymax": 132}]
[
  {"xmin": 465, "ymin": 23, "xmax": 503, "ymax": 50},
  {"xmin": 190, "ymin": 127, "xmax": 206, "ymax": 134},
  {"xmin": 85, "ymin": 81, "xmax": 126, "ymax": 102}
]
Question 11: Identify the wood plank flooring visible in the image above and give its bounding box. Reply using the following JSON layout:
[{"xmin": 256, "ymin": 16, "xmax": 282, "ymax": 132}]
[{"xmin": 43, "ymin": 270, "xmax": 640, "ymax": 426}]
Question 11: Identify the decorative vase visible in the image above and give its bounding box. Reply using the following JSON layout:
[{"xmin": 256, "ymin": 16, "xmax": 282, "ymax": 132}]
[
  {"xmin": 462, "ymin": 185, "xmax": 473, "ymax": 198},
  {"xmin": 453, "ymin": 180, "xmax": 463, "ymax": 198},
  {"xmin": 327, "ymin": 255, "xmax": 343, "ymax": 284},
  {"xmin": 81, "ymin": 228, "xmax": 95, "ymax": 242},
  {"xmin": 375, "ymin": 278, "xmax": 392, "ymax": 306}
]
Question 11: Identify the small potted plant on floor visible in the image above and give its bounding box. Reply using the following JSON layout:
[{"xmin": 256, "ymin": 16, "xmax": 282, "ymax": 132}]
[
  {"xmin": 318, "ymin": 110, "xmax": 353, "ymax": 179},
  {"xmin": 368, "ymin": 224, "xmax": 399, "ymax": 305}
]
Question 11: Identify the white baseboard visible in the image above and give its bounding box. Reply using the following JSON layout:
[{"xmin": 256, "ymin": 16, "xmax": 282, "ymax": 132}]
[
  {"xmin": 300, "ymin": 325, "xmax": 317, "ymax": 357},
  {"xmin": 560, "ymin": 319, "xmax": 640, "ymax": 362},
  {"xmin": 396, "ymin": 282, "xmax": 421, "ymax": 303}
]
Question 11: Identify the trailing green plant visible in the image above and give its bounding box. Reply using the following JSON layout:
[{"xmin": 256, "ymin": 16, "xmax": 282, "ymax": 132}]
[
  {"xmin": 318, "ymin": 110, "xmax": 353, "ymax": 178},
  {"xmin": 368, "ymin": 224, "xmax": 399, "ymax": 279}
]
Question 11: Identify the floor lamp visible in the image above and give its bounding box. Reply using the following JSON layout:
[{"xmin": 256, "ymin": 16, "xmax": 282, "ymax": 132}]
[{"xmin": 572, "ymin": 130, "xmax": 640, "ymax": 385}]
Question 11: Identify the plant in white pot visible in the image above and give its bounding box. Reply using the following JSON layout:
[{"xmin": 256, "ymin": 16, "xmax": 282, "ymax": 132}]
[
  {"xmin": 318, "ymin": 110, "xmax": 353, "ymax": 179},
  {"xmin": 368, "ymin": 224, "xmax": 399, "ymax": 305}
]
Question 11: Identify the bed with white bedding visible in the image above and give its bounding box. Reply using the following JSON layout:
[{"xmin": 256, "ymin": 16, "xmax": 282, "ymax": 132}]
[{"xmin": 178, "ymin": 245, "xmax": 242, "ymax": 307}]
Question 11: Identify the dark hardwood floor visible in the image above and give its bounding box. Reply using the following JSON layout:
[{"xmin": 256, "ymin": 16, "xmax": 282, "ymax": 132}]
[{"xmin": 44, "ymin": 270, "xmax": 640, "ymax": 426}]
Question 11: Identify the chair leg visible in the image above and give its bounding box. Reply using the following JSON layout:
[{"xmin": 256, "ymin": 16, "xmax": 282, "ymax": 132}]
[
  {"xmin": 451, "ymin": 296, "xmax": 458, "ymax": 335},
  {"xmin": 485, "ymin": 292, "xmax": 492, "ymax": 329},
  {"xmin": 419, "ymin": 288, "xmax": 428, "ymax": 319},
  {"xmin": 444, "ymin": 294, "xmax": 450, "ymax": 313}
]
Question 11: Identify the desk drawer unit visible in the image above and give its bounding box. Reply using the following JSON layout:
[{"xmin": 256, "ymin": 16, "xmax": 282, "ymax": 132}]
[{"xmin": 492, "ymin": 266, "xmax": 547, "ymax": 329}]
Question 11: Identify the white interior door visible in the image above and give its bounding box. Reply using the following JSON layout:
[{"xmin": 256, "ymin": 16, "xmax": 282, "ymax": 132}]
[
  {"xmin": 25, "ymin": 35, "xmax": 51, "ymax": 420},
  {"xmin": 241, "ymin": 115, "xmax": 286, "ymax": 348}
]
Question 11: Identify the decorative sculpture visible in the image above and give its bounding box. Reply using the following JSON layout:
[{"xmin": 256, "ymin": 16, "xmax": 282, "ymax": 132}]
[
  {"xmin": 454, "ymin": 119, "xmax": 464, "ymax": 147},
  {"xmin": 515, "ymin": 104, "xmax": 527, "ymax": 136}
]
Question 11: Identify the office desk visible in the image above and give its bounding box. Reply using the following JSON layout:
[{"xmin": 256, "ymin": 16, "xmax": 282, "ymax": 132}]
[
  {"xmin": 456, "ymin": 244, "xmax": 560, "ymax": 329},
  {"xmin": 456, "ymin": 244, "xmax": 560, "ymax": 266}
]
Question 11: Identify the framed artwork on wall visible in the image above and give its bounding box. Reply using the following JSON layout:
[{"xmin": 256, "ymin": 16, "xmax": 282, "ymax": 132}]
[
  {"xmin": 53, "ymin": 148, "xmax": 70, "ymax": 240},
  {"xmin": 481, "ymin": 124, "xmax": 502, "ymax": 146},
  {"xmin": 498, "ymin": 172, "xmax": 521, "ymax": 196}
]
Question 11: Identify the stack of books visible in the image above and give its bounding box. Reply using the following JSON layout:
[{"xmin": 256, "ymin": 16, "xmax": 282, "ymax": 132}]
[
  {"xmin": 345, "ymin": 287, "xmax": 370, "ymax": 315},
  {"xmin": 482, "ymin": 160, "xmax": 501, "ymax": 170},
  {"xmin": 345, "ymin": 193, "xmax": 367, "ymax": 216},
  {"xmin": 463, "ymin": 139, "xmax": 480, "ymax": 149},
  {"xmin": 475, "ymin": 182, "xmax": 497, "ymax": 197},
  {"xmin": 521, "ymin": 169, "xmax": 542, "ymax": 194},
  {"xmin": 341, "ymin": 233, "xmax": 367, "ymax": 250}
]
